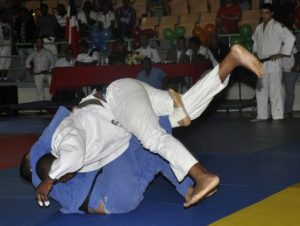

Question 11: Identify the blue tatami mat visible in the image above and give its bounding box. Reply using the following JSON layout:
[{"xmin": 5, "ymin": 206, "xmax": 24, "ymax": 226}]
[
  {"xmin": 0, "ymin": 118, "xmax": 50, "ymax": 134},
  {"xmin": 2, "ymin": 140, "xmax": 300, "ymax": 226}
]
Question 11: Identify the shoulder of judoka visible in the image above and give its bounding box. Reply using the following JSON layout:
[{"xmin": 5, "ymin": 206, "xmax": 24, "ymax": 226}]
[
  {"xmin": 273, "ymin": 20, "xmax": 287, "ymax": 29},
  {"xmin": 53, "ymin": 116, "xmax": 82, "ymax": 137}
]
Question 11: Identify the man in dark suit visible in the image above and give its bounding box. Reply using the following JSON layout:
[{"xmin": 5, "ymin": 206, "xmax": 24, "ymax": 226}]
[{"xmin": 165, "ymin": 36, "xmax": 190, "ymax": 64}]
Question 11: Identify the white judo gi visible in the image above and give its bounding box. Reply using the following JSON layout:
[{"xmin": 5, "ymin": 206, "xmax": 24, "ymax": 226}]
[
  {"xmin": 106, "ymin": 65, "xmax": 229, "ymax": 181},
  {"xmin": 50, "ymin": 101, "xmax": 131, "ymax": 179},
  {"xmin": 50, "ymin": 65, "xmax": 229, "ymax": 182},
  {"xmin": 252, "ymin": 19, "xmax": 295, "ymax": 120},
  {"xmin": 0, "ymin": 21, "xmax": 12, "ymax": 71}
]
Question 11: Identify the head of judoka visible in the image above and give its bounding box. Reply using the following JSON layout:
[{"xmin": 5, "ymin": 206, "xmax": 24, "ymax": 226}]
[
  {"xmin": 19, "ymin": 152, "xmax": 32, "ymax": 183},
  {"xmin": 260, "ymin": 3, "xmax": 273, "ymax": 24},
  {"xmin": 20, "ymin": 152, "xmax": 76, "ymax": 184},
  {"xmin": 36, "ymin": 154, "xmax": 76, "ymax": 183}
]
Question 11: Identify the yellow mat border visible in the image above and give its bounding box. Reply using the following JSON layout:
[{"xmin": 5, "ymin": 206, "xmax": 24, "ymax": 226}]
[{"xmin": 210, "ymin": 183, "xmax": 300, "ymax": 226}]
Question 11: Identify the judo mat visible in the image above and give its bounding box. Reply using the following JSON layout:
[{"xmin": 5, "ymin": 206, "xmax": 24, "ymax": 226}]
[
  {"xmin": 0, "ymin": 134, "xmax": 38, "ymax": 169},
  {"xmin": 1, "ymin": 117, "xmax": 300, "ymax": 226},
  {"xmin": 210, "ymin": 183, "xmax": 300, "ymax": 226}
]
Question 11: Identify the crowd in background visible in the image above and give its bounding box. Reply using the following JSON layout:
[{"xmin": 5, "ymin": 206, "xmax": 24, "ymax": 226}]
[{"xmin": 0, "ymin": 0, "xmax": 299, "ymax": 118}]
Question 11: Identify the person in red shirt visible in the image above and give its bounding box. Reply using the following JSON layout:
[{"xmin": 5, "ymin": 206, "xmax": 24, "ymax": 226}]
[{"xmin": 216, "ymin": 0, "xmax": 242, "ymax": 34}]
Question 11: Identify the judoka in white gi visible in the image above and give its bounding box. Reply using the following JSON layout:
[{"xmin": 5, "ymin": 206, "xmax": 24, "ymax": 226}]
[
  {"xmin": 31, "ymin": 44, "xmax": 263, "ymax": 210},
  {"xmin": 252, "ymin": 3, "xmax": 295, "ymax": 122}
]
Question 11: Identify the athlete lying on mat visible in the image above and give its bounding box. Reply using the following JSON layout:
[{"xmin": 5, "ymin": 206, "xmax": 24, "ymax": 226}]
[{"xmin": 20, "ymin": 45, "xmax": 263, "ymax": 214}]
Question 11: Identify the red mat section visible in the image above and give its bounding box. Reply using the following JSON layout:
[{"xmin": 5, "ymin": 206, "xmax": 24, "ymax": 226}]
[{"xmin": 0, "ymin": 134, "xmax": 39, "ymax": 169}]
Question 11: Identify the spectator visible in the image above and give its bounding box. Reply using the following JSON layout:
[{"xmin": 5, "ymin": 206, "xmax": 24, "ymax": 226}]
[
  {"xmin": 25, "ymin": 37, "xmax": 55, "ymax": 101},
  {"xmin": 98, "ymin": 2, "xmax": 115, "ymax": 30},
  {"xmin": 186, "ymin": 36, "xmax": 218, "ymax": 66},
  {"xmin": 77, "ymin": 0, "xmax": 98, "ymax": 38},
  {"xmin": 137, "ymin": 57, "xmax": 167, "ymax": 89},
  {"xmin": 36, "ymin": 3, "xmax": 60, "ymax": 57},
  {"xmin": 14, "ymin": 7, "xmax": 36, "ymax": 81},
  {"xmin": 251, "ymin": 3, "xmax": 295, "ymax": 122},
  {"xmin": 116, "ymin": 0, "xmax": 136, "ymax": 37},
  {"xmin": 109, "ymin": 39, "xmax": 129, "ymax": 64},
  {"xmin": 75, "ymin": 40, "xmax": 100, "ymax": 66},
  {"xmin": 93, "ymin": 0, "xmax": 113, "ymax": 12},
  {"xmin": 282, "ymin": 46, "xmax": 299, "ymax": 117},
  {"xmin": 0, "ymin": 10, "xmax": 12, "ymax": 81},
  {"xmin": 165, "ymin": 36, "xmax": 189, "ymax": 64},
  {"xmin": 78, "ymin": 0, "xmax": 98, "ymax": 25},
  {"xmin": 209, "ymin": 34, "xmax": 230, "ymax": 62},
  {"xmin": 54, "ymin": 47, "xmax": 75, "ymax": 68},
  {"xmin": 55, "ymin": 4, "xmax": 67, "ymax": 39},
  {"xmin": 216, "ymin": 0, "xmax": 242, "ymax": 34},
  {"xmin": 136, "ymin": 34, "xmax": 161, "ymax": 63}
]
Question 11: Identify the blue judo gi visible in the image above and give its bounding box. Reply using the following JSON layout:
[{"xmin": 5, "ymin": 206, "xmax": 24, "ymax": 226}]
[{"xmin": 30, "ymin": 106, "xmax": 193, "ymax": 214}]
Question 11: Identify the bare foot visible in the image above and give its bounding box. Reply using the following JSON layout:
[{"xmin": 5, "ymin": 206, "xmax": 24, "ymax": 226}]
[
  {"xmin": 184, "ymin": 172, "xmax": 220, "ymax": 207},
  {"xmin": 184, "ymin": 187, "xmax": 194, "ymax": 202},
  {"xmin": 231, "ymin": 44, "xmax": 263, "ymax": 78},
  {"xmin": 185, "ymin": 186, "xmax": 218, "ymax": 203},
  {"xmin": 168, "ymin": 89, "xmax": 191, "ymax": 127}
]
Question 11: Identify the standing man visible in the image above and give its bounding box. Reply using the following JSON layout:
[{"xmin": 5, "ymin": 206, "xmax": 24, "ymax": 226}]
[
  {"xmin": 252, "ymin": 3, "xmax": 295, "ymax": 122},
  {"xmin": 25, "ymin": 37, "xmax": 55, "ymax": 101},
  {"xmin": 77, "ymin": 0, "xmax": 98, "ymax": 39},
  {"xmin": 115, "ymin": 0, "xmax": 136, "ymax": 37},
  {"xmin": 36, "ymin": 3, "xmax": 60, "ymax": 58},
  {"xmin": 137, "ymin": 57, "xmax": 167, "ymax": 89},
  {"xmin": 97, "ymin": 3, "xmax": 115, "ymax": 30},
  {"xmin": 14, "ymin": 7, "xmax": 36, "ymax": 81},
  {"xmin": 55, "ymin": 4, "xmax": 67, "ymax": 39},
  {"xmin": 282, "ymin": 46, "xmax": 299, "ymax": 118},
  {"xmin": 216, "ymin": 0, "xmax": 242, "ymax": 34},
  {"xmin": 0, "ymin": 10, "xmax": 12, "ymax": 81}
]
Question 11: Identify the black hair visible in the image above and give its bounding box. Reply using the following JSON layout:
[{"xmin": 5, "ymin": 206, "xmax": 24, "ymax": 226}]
[
  {"xmin": 36, "ymin": 153, "xmax": 56, "ymax": 181},
  {"xmin": 57, "ymin": 4, "xmax": 67, "ymax": 14},
  {"xmin": 261, "ymin": 3, "xmax": 273, "ymax": 12},
  {"xmin": 188, "ymin": 36, "xmax": 201, "ymax": 47},
  {"xmin": 19, "ymin": 152, "xmax": 32, "ymax": 183}
]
